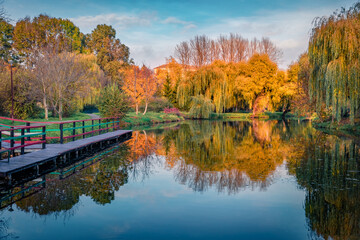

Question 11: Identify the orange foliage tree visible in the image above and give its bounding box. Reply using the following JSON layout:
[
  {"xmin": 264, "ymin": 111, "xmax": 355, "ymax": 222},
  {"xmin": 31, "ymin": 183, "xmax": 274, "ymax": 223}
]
[
  {"xmin": 122, "ymin": 64, "xmax": 158, "ymax": 114},
  {"xmin": 122, "ymin": 65, "xmax": 143, "ymax": 114},
  {"xmin": 140, "ymin": 65, "xmax": 158, "ymax": 114}
]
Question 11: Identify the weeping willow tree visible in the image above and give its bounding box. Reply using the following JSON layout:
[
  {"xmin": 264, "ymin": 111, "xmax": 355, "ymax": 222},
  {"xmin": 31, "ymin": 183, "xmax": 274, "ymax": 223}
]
[
  {"xmin": 177, "ymin": 63, "xmax": 231, "ymax": 113},
  {"xmin": 175, "ymin": 56, "xmax": 294, "ymax": 116},
  {"xmin": 188, "ymin": 95, "xmax": 214, "ymax": 119},
  {"xmin": 309, "ymin": 3, "xmax": 360, "ymax": 123}
]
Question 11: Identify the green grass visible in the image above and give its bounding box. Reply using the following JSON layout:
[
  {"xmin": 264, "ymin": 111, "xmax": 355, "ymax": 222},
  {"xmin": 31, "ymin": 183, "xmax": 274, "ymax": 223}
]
[
  {"xmin": 0, "ymin": 112, "xmax": 91, "ymax": 127},
  {"xmin": 123, "ymin": 112, "xmax": 184, "ymax": 126},
  {"xmin": 29, "ymin": 112, "xmax": 91, "ymax": 122}
]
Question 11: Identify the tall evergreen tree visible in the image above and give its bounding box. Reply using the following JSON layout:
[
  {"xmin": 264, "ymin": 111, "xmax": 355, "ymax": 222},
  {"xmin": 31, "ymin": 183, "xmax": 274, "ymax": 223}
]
[{"xmin": 162, "ymin": 74, "xmax": 176, "ymax": 104}]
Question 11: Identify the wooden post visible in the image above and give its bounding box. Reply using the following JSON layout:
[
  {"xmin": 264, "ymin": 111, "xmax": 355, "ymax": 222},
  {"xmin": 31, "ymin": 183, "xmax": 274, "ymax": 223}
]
[
  {"xmin": 91, "ymin": 120, "xmax": 94, "ymax": 137},
  {"xmin": 106, "ymin": 120, "xmax": 109, "ymax": 133},
  {"xmin": 60, "ymin": 123, "xmax": 64, "ymax": 144},
  {"xmin": 82, "ymin": 121, "xmax": 85, "ymax": 139},
  {"xmin": 42, "ymin": 126, "xmax": 46, "ymax": 149},
  {"xmin": 72, "ymin": 122, "xmax": 76, "ymax": 142},
  {"xmin": 10, "ymin": 128, "xmax": 14, "ymax": 156},
  {"xmin": 21, "ymin": 128, "xmax": 25, "ymax": 155},
  {"xmin": 26, "ymin": 122, "xmax": 31, "ymax": 141},
  {"xmin": 98, "ymin": 119, "xmax": 101, "ymax": 135},
  {"xmin": 0, "ymin": 130, "xmax": 2, "ymax": 149}
]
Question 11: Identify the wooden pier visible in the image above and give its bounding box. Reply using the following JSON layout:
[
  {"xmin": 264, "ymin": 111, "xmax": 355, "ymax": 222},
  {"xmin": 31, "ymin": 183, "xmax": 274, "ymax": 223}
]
[{"xmin": 0, "ymin": 130, "xmax": 132, "ymax": 183}]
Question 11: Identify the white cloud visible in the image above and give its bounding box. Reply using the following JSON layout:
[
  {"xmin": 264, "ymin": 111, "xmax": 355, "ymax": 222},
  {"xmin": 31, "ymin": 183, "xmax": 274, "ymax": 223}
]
[
  {"xmin": 70, "ymin": 12, "xmax": 157, "ymax": 32},
  {"xmin": 162, "ymin": 16, "xmax": 196, "ymax": 29}
]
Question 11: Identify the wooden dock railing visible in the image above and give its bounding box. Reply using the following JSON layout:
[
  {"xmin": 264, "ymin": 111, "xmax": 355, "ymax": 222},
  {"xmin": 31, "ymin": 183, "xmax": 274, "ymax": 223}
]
[
  {"xmin": 0, "ymin": 125, "xmax": 46, "ymax": 162},
  {"xmin": 0, "ymin": 116, "xmax": 122, "ymax": 160}
]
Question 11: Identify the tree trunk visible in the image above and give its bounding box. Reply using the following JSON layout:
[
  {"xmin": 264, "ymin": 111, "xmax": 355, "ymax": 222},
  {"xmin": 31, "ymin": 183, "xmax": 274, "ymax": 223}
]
[
  {"xmin": 58, "ymin": 100, "xmax": 63, "ymax": 120},
  {"xmin": 143, "ymin": 101, "xmax": 148, "ymax": 115},
  {"xmin": 282, "ymin": 109, "xmax": 290, "ymax": 119},
  {"xmin": 135, "ymin": 103, "xmax": 139, "ymax": 115},
  {"xmin": 43, "ymin": 96, "xmax": 48, "ymax": 120}
]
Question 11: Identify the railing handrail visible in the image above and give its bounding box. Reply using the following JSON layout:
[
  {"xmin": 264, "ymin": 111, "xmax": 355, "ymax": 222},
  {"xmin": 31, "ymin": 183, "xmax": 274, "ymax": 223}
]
[
  {"xmin": 0, "ymin": 125, "xmax": 47, "ymax": 161},
  {"xmin": 12, "ymin": 125, "xmax": 46, "ymax": 130},
  {"xmin": 0, "ymin": 116, "xmax": 122, "ymax": 161},
  {"xmin": 0, "ymin": 116, "xmax": 115, "ymax": 125}
]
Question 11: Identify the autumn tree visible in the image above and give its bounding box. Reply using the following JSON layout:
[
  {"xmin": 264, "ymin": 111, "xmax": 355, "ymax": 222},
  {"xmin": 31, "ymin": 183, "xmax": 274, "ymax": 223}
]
[
  {"xmin": 140, "ymin": 65, "xmax": 158, "ymax": 114},
  {"xmin": 155, "ymin": 57, "xmax": 184, "ymax": 107},
  {"xmin": 13, "ymin": 15, "xmax": 84, "ymax": 60},
  {"xmin": 87, "ymin": 24, "xmax": 130, "ymax": 81},
  {"xmin": 0, "ymin": 66, "xmax": 37, "ymax": 119},
  {"xmin": 48, "ymin": 52, "xmax": 89, "ymax": 119},
  {"xmin": 236, "ymin": 54, "xmax": 278, "ymax": 115},
  {"xmin": 28, "ymin": 48, "xmax": 52, "ymax": 119},
  {"xmin": 174, "ymin": 54, "xmax": 293, "ymax": 116},
  {"xmin": 308, "ymin": 3, "xmax": 360, "ymax": 123},
  {"xmin": 30, "ymin": 50, "xmax": 89, "ymax": 120},
  {"xmin": 122, "ymin": 65, "xmax": 143, "ymax": 114}
]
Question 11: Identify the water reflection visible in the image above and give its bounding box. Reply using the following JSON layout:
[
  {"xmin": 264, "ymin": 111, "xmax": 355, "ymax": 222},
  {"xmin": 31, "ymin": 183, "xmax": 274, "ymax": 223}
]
[
  {"xmin": 288, "ymin": 134, "xmax": 360, "ymax": 240},
  {"xmin": 0, "ymin": 120, "xmax": 359, "ymax": 240},
  {"xmin": 150, "ymin": 120, "xmax": 307, "ymax": 193},
  {"xmin": 12, "ymin": 144, "xmax": 131, "ymax": 217}
]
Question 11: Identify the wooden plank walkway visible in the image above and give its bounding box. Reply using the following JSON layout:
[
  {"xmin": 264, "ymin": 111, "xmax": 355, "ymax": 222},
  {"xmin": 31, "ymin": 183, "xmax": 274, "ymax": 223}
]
[
  {"xmin": 1, "ymin": 141, "xmax": 42, "ymax": 150},
  {"xmin": 0, "ymin": 130, "xmax": 132, "ymax": 178}
]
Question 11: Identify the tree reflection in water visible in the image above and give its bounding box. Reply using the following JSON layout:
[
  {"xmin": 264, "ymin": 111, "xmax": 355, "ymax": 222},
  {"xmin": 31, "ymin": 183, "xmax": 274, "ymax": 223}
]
[
  {"xmin": 159, "ymin": 120, "xmax": 305, "ymax": 193},
  {"xmin": 288, "ymin": 134, "xmax": 360, "ymax": 240},
  {"xmin": 14, "ymin": 144, "xmax": 131, "ymax": 217},
  {"xmin": 3, "ymin": 120, "xmax": 359, "ymax": 240}
]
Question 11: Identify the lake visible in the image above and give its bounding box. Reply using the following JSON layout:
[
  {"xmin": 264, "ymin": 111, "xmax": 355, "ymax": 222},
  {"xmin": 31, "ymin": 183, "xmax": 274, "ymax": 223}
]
[{"xmin": 0, "ymin": 120, "xmax": 359, "ymax": 240}]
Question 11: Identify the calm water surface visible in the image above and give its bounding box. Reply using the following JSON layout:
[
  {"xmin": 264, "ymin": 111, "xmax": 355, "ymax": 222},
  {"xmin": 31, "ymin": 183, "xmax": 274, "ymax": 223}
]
[{"xmin": 0, "ymin": 120, "xmax": 359, "ymax": 240}]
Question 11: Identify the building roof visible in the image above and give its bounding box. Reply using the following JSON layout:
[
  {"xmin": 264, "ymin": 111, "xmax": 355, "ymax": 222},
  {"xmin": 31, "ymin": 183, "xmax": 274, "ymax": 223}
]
[{"xmin": 153, "ymin": 64, "xmax": 169, "ymax": 69}]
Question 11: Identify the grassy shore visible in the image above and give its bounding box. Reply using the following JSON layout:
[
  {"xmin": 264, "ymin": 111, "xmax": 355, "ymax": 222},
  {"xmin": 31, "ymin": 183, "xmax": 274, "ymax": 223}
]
[
  {"xmin": 183, "ymin": 112, "xmax": 307, "ymax": 121},
  {"xmin": 0, "ymin": 111, "xmax": 309, "ymax": 134},
  {"xmin": 123, "ymin": 112, "xmax": 184, "ymax": 127}
]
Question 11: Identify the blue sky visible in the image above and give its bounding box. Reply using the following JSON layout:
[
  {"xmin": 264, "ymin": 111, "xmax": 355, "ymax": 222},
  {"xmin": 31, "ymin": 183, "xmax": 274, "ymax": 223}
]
[{"xmin": 4, "ymin": 0, "xmax": 357, "ymax": 69}]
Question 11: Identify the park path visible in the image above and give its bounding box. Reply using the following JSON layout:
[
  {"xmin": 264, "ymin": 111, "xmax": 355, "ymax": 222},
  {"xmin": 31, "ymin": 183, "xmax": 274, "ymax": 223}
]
[{"xmin": 86, "ymin": 113, "xmax": 100, "ymax": 119}]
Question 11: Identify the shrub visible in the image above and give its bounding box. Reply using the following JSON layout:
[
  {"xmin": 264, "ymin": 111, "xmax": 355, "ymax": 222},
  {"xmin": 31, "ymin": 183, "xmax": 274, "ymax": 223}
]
[
  {"xmin": 98, "ymin": 84, "xmax": 130, "ymax": 118},
  {"xmin": 139, "ymin": 97, "xmax": 173, "ymax": 113},
  {"xmin": 164, "ymin": 107, "xmax": 180, "ymax": 115}
]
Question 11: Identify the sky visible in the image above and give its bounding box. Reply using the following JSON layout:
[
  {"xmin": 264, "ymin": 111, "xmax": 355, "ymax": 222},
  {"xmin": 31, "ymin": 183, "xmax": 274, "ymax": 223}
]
[{"xmin": 3, "ymin": 0, "xmax": 358, "ymax": 69}]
